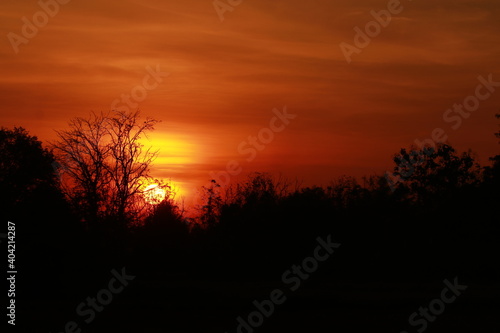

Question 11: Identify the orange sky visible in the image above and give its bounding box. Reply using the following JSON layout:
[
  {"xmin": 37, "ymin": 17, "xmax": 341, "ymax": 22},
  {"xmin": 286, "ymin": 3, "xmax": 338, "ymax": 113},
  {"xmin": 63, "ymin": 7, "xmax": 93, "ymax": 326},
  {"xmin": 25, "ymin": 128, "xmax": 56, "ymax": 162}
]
[{"xmin": 1, "ymin": 0, "xmax": 499, "ymax": 205}]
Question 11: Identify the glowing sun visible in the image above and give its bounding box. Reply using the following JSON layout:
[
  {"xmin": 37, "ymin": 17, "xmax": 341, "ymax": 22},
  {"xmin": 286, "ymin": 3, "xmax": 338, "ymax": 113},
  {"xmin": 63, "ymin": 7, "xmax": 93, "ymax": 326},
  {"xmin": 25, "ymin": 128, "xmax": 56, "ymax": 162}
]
[{"xmin": 142, "ymin": 184, "xmax": 166, "ymax": 205}]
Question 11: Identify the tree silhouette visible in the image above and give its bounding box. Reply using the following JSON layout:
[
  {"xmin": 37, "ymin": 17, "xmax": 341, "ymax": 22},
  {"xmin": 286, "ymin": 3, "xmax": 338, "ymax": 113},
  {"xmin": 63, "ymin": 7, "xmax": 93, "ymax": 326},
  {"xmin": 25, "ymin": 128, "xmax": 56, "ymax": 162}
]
[
  {"xmin": 0, "ymin": 127, "xmax": 58, "ymax": 217},
  {"xmin": 51, "ymin": 112, "xmax": 110, "ymax": 229},
  {"xmin": 106, "ymin": 111, "xmax": 159, "ymax": 224},
  {"xmin": 0, "ymin": 127, "xmax": 82, "ymax": 302},
  {"xmin": 51, "ymin": 110, "xmax": 159, "ymax": 230},
  {"xmin": 199, "ymin": 179, "xmax": 222, "ymax": 228},
  {"xmin": 483, "ymin": 113, "xmax": 500, "ymax": 188},
  {"xmin": 392, "ymin": 143, "xmax": 481, "ymax": 202}
]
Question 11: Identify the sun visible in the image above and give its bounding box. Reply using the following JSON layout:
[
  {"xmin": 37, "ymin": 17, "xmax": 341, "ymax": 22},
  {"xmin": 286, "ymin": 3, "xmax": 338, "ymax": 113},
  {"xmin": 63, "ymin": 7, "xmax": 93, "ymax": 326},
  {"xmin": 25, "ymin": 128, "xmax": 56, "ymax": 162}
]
[{"xmin": 142, "ymin": 184, "xmax": 166, "ymax": 205}]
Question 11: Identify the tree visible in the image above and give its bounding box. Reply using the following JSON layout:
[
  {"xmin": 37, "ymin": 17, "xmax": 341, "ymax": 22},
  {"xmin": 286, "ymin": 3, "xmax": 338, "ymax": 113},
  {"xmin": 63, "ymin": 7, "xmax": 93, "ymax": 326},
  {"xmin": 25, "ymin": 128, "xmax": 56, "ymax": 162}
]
[
  {"xmin": 0, "ymin": 127, "xmax": 58, "ymax": 217},
  {"xmin": 227, "ymin": 172, "xmax": 291, "ymax": 208},
  {"xmin": 198, "ymin": 179, "xmax": 222, "ymax": 228},
  {"xmin": 483, "ymin": 113, "xmax": 500, "ymax": 186},
  {"xmin": 51, "ymin": 110, "xmax": 159, "ymax": 229},
  {"xmin": 392, "ymin": 143, "xmax": 481, "ymax": 202},
  {"xmin": 51, "ymin": 112, "xmax": 110, "ymax": 229},
  {"xmin": 0, "ymin": 127, "xmax": 81, "ymax": 301},
  {"xmin": 105, "ymin": 111, "xmax": 159, "ymax": 224}
]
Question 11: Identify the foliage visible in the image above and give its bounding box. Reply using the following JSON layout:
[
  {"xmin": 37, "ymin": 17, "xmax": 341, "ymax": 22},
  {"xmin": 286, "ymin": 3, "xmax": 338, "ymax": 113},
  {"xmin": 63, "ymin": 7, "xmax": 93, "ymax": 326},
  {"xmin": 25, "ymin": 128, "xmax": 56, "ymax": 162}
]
[
  {"xmin": 392, "ymin": 143, "xmax": 481, "ymax": 202},
  {"xmin": 0, "ymin": 127, "xmax": 58, "ymax": 213}
]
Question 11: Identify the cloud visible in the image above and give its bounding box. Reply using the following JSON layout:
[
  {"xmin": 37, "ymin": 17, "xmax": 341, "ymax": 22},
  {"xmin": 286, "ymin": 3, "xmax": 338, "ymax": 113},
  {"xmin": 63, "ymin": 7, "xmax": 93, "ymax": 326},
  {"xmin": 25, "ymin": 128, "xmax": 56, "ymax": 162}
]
[{"xmin": 0, "ymin": 0, "xmax": 499, "ymax": 197}]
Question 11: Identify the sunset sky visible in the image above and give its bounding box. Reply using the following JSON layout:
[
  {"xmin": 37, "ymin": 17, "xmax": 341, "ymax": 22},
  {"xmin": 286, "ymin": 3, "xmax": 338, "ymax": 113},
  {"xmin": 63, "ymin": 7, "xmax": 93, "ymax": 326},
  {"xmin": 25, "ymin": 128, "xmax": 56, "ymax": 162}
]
[{"xmin": 1, "ymin": 0, "xmax": 499, "ymax": 204}]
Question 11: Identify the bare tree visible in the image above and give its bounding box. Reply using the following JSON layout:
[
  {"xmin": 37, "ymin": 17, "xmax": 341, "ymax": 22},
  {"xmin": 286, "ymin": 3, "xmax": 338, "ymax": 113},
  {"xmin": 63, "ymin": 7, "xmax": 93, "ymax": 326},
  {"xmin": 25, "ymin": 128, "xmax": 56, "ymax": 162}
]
[
  {"xmin": 105, "ymin": 110, "xmax": 158, "ymax": 224},
  {"xmin": 51, "ymin": 112, "xmax": 110, "ymax": 230},
  {"xmin": 51, "ymin": 110, "xmax": 159, "ymax": 230},
  {"xmin": 199, "ymin": 179, "xmax": 222, "ymax": 228}
]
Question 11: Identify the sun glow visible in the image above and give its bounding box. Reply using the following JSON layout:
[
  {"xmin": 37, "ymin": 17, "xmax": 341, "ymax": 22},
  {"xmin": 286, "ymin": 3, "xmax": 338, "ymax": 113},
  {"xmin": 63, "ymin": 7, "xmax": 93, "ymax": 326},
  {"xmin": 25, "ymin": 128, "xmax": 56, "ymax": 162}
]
[
  {"xmin": 140, "ymin": 127, "xmax": 203, "ymax": 205},
  {"xmin": 142, "ymin": 184, "xmax": 166, "ymax": 205}
]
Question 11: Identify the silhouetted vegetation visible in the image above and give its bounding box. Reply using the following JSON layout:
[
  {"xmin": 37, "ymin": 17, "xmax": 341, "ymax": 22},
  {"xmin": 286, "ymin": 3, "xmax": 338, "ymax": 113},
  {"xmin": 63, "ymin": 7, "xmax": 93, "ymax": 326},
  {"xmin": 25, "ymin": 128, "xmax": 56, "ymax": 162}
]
[
  {"xmin": 50, "ymin": 110, "xmax": 160, "ymax": 233},
  {"xmin": 2, "ymin": 114, "xmax": 498, "ymax": 333}
]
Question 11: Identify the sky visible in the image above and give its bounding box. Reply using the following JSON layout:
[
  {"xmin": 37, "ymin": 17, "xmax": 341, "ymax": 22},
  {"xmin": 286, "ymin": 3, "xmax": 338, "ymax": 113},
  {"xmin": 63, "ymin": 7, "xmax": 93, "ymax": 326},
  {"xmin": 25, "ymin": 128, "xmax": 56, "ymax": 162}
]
[{"xmin": 1, "ymin": 0, "xmax": 499, "ymax": 205}]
